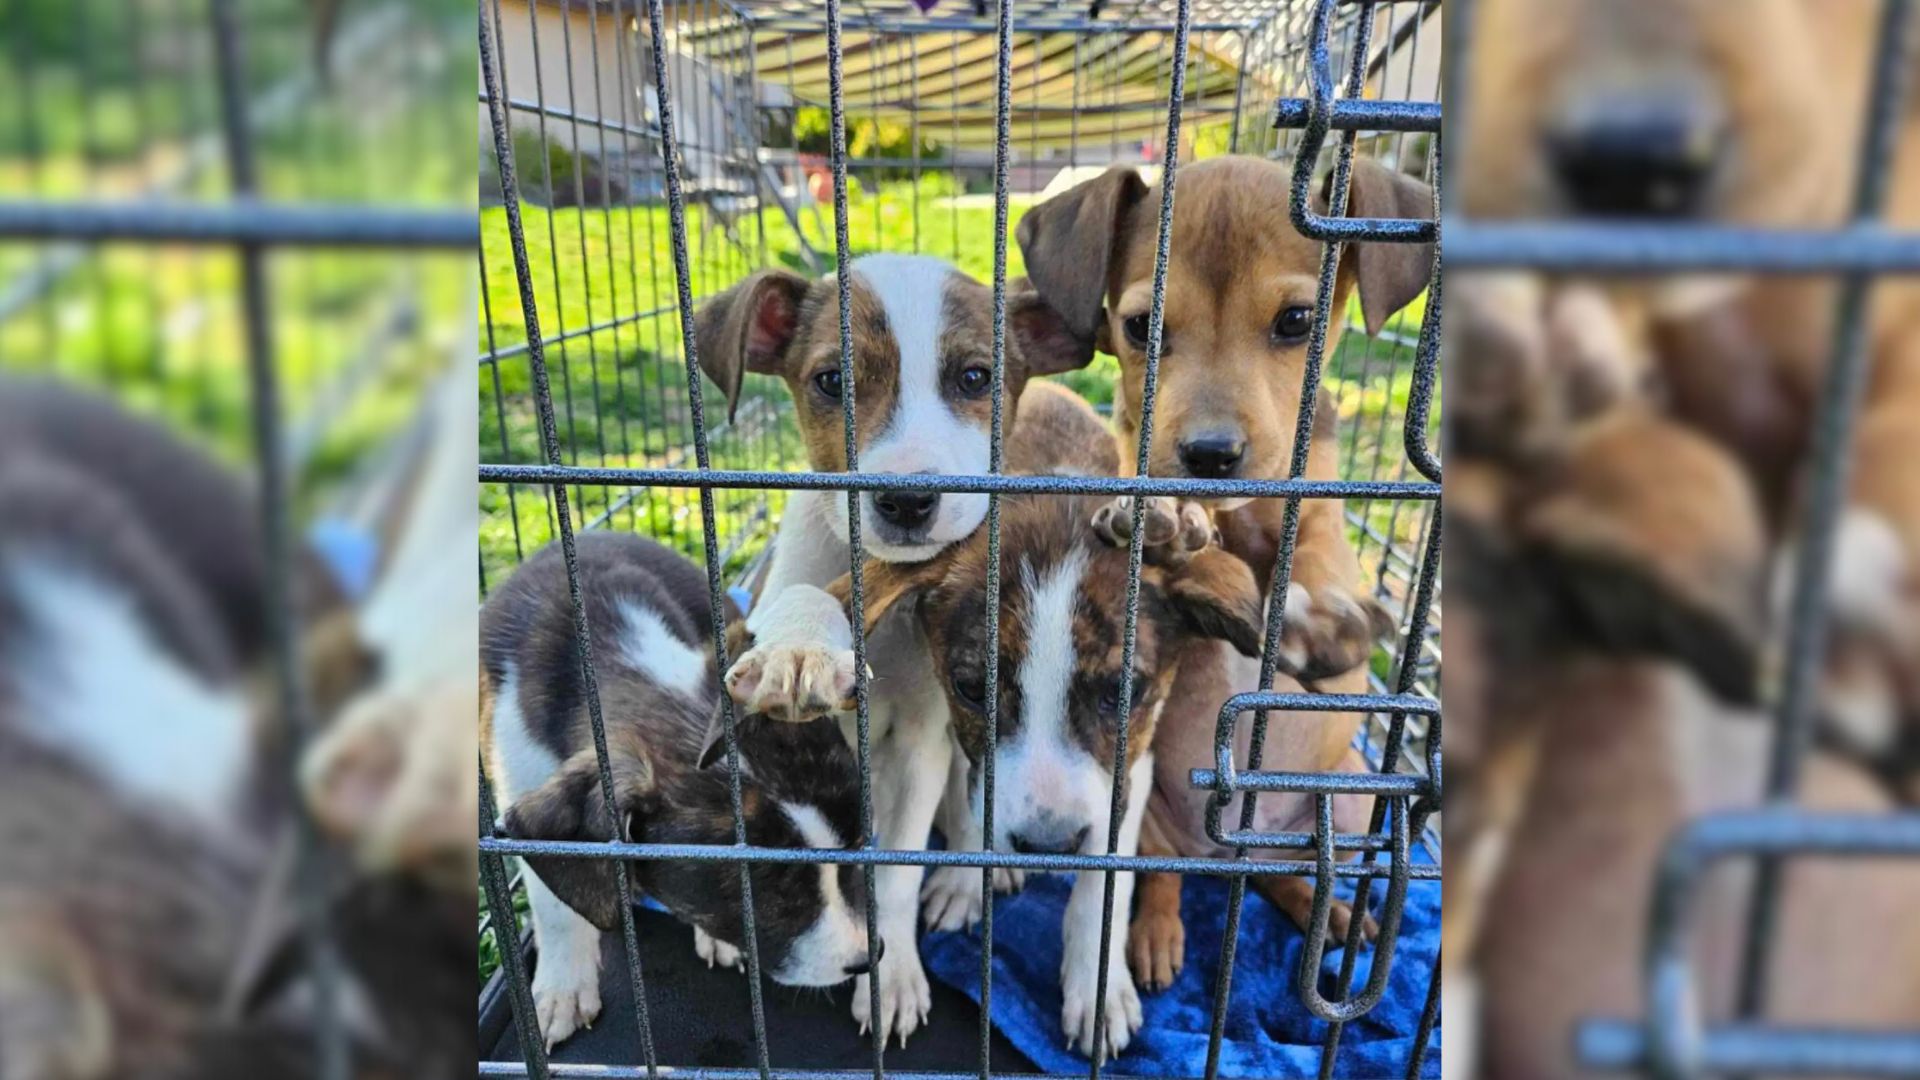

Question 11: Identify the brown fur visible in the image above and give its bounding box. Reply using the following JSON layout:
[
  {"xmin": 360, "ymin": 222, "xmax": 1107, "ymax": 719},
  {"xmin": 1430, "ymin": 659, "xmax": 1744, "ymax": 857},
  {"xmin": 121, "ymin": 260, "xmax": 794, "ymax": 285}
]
[
  {"xmin": 694, "ymin": 268, "xmax": 1089, "ymax": 472},
  {"xmin": 1018, "ymin": 154, "xmax": 1432, "ymax": 952},
  {"xmin": 1459, "ymin": 0, "xmax": 1920, "ymax": 756}
]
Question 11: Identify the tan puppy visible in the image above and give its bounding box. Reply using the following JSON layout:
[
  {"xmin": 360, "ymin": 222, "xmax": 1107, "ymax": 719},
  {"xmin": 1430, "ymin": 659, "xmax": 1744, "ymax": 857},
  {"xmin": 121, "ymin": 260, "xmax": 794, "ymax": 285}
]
[
  {"xmin": 1460, "ymin": 0, "xmax": 1920, "ymax": 777},
  {"xmin": 1016, "ymin": 155, "xmax": 1435, "ymax": 970}
]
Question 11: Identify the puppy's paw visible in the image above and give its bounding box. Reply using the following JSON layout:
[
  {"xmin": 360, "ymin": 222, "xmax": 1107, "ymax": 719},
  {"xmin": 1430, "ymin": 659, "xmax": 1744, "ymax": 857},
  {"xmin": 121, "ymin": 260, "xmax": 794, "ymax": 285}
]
[
  {"xmin": 531, "ymin": 953, "xmax": 603, "ymax": 1051},
  {"xmin": 693, "ymin": 927, "xmax": 744, "ymax": 971},
  {"xmin": 725, "ymin": 640, "xmax": 857, "ymax": 723},
  {"xmin": 994, "ymin": 866, "xmax": 1026, "ymax": 894},
  {"xmin": 851, "ymin": 949, "xmax": 933, "ymax": 1049},
  {"xmin": 920, "ymin": 866, "xmax": 986, "ymax": 932},
  {"xmin": 1127, "ymin": 908, "xmax": 1185, "ymax": 993},
  {"xmin": 1276, "ymin": 581, "xmax": 1395, "ymax": 683},
  {"xmin": 1060, "ymin": 956, "xmax": 1143, "ymax": 1063},
  {"xmin": 1091, "ymin": 496, "xmax": 1218, "ymax": 566},
  {"xmin": 1323, "ymin": 898, "xmax": 1380, "ymax": 946}
]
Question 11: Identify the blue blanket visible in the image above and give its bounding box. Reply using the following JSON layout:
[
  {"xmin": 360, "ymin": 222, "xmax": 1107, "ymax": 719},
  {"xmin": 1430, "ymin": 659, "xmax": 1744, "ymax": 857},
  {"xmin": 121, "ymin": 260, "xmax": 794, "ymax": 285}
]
[{"xmin": 921, "ymin": 840, "xmax": 1441, "ymax": 1078}]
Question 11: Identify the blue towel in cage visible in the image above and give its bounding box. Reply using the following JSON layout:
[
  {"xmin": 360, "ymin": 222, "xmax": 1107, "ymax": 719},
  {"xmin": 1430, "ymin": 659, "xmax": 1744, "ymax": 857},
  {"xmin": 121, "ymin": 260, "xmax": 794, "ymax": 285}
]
[{"xmin": 921, "ymin": 835, "xmax": 1441, "ymax": 1078}]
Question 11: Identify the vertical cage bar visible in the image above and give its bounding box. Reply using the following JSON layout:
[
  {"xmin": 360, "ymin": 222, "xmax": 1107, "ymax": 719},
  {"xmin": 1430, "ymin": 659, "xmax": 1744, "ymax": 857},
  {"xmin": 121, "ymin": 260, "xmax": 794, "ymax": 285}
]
[
  {"xmin": 979, "ymin": 2, "xmax": 1018, "ymax": 1075},
  {"xmin": 819, "ymin": 1, "xmax": 886, "ymax": 1072},
  {"xmin": 482, "ymin": 4, "xmax": 665, "ymax": 1076},
  {"xmin": 1736, "ymin": 0, "xmax": 1916, "ymax": 1020},
  {"xmin": 1094, "ymin": 1, "xmax": 1193, "ymax": 1073},
  {"xmin": 642, "ymin": 1, "xmax": 777, "ymax": 1074},
  {"xmin": 206, "ymin": 1, "xmax": 347, "ymax": 1078}
]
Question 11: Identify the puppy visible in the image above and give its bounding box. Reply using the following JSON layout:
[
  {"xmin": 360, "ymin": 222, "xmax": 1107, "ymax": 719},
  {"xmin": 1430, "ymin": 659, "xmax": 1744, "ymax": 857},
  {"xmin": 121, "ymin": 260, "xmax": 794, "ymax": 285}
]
[
  {"xmin": 1016, "ymin": 155, "xmax": 1433, "ymax": 962},
  {"xmin": 693, "ymin": 254, "xmax": 1090, "ymax": 1043},
  {"xmin": 733, "ymin": 385, "xmax": 1265, "ymax": 1060},
  {"xmin": 483, "ymin": 533, "xmax": 873, "ymax": 1050},
  {"xmin": 1461, "ymin": 0, "xmax": 1920, "ymax": 785}
]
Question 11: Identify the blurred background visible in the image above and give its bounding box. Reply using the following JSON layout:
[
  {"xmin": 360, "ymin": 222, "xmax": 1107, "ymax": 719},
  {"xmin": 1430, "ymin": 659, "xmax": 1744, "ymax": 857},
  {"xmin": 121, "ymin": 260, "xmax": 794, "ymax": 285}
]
[
  {"xmin": 1444, "ymin": 0, "xmax": 1920, "ymax": 1077},
  {"xmin": 0, "ymin": 0, "xmax": 476, "ymax": 1077}
]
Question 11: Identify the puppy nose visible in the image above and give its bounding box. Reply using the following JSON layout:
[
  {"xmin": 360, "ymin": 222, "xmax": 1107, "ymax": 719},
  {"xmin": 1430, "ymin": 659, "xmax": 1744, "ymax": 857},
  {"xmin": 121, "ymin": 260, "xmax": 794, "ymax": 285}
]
[
  {"xmin": 843, "ymin": 936, "xmax": 883, "ymax": 977},
  {"xmin": 1010, "ymin": 825, "xmax": 1091, "ymax": 856},
  {"xmin": 1178, "ymin": 435, "xmax": 1245, "ymax": 480},
  {"xmin": 872, "ymin": 489, "xmax": 939, "ymax": 530},
  {"xmin": 1544, "ymin": 88, "xmax": 1726, "ymax": 218}
]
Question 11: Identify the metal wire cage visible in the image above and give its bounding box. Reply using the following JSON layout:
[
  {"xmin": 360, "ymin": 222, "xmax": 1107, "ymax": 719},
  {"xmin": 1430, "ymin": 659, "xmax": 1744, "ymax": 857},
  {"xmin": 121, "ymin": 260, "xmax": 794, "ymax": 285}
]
[{"xmin": 477, "ymin": 0, "xmax": 1442, "ymax": 1076}]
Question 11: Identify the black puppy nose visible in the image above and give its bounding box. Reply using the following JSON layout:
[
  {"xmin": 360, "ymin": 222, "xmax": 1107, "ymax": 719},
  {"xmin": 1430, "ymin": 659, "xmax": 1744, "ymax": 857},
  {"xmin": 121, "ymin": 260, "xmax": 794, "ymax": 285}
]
[
  {"xmin": 843, "ymin": 936, "xmax": 884, "ymax": 977},
  {"xmin": 1178, "ymin": 435, "xmax": 1245, "ymax": 480},
  {"xmin": 1544, "ymin": 89, "xmax": 1726, "ymax": 218},
  {"xmin": 1010, "ymin": 825, "xmax": 1091, "ymax": 856},
  {"xmin": 872, "ymin": 489, "xmax": 939, "ymax": 530}
]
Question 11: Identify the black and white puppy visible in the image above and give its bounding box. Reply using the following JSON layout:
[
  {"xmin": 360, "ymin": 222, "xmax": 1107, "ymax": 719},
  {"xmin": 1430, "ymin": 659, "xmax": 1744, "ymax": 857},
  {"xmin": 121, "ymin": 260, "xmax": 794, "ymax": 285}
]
[
  {"xmin": 483, "ymin": 532, "xmax": 873, "ymax": 1050},
  {"xmin": 695, "ymin": 254, "xmax": 1091, "ymax": 1044}
]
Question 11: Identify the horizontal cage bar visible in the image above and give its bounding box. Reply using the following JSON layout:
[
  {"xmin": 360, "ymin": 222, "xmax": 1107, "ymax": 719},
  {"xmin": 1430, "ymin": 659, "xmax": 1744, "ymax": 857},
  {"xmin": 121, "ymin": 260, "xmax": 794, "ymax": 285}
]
[
  {"xmin": 477, "ymin": 463, "xmax": 1441, "ymax": 500},
  {"xmin": 477, "ymin": 837, "xmax": 1443, "ymax": 880},
  {"xmin": 0, "ymin": 200, "xmax": 479, "ymax": 248}
]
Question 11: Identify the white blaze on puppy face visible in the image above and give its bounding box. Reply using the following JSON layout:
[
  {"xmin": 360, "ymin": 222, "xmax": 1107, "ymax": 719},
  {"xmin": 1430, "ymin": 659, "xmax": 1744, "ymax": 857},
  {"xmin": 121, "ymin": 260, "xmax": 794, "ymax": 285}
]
[
  {"xmin": 770, "ymin": 800, "xmax": 870, "ymax": 987},
  {"xmin": 984, "ymin": 548, "xmax": 1112, "ymax": 854},
  {"xmin": 827, "ymin": 254, "xmax": 992, "ymax": 562}
]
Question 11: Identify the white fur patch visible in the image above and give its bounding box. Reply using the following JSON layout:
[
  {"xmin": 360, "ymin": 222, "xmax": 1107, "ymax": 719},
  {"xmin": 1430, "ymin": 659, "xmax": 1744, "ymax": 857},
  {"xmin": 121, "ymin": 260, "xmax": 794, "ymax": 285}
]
[
  {"xmin": 614, "ymin": 600, "xmax": 706, "ymax": 697},
  {"xmin": 779, "ymin": 800, "xmax": 846, "ymax": 850},
  {"xmin": 1826, "ymin": 509, "xmax": 1910, "ymax": 638},
  {"xmin": 841, "ymin": 254, "xmax": 991, "ymax": 558},
  {"xmin": 773, "ymin": 799, "xmax": 869, "ymax": 987},
  {"xmin": 5, "ymin": 556, "xmax": 250, "ymax": 824},
  {"xmin": 993, "ymin": 547, "xmax": 1108, "ymax": 851},
  {"xmin": 487, "ymin": 663, "xmax": 561, "ymax": 807}
]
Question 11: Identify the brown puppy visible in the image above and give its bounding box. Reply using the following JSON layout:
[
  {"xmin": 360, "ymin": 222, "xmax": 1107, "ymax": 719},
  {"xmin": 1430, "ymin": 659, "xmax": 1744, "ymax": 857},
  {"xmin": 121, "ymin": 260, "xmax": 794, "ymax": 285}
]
[
  {"xmin": 1015, "ymin": 154, "xmax": 1434, "ymax": 967},
  {"xmin": 1460, "ymin": 0, "xmax": 1920, "ymax": 776}
]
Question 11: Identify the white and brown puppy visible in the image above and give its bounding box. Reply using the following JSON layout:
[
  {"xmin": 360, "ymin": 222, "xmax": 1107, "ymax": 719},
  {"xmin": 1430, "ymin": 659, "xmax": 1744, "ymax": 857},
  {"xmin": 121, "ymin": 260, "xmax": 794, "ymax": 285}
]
[
  {"xmin": 734, "ymin": 387, "xmax": 1265, "ymax": 1060},
  {"xmin": 694, "ymin": 254, "xmax": 1090, "ymax": 1044},
  {"xmin": 482, "ymin": 533, "xmax": 874, "ymax": 1050}
]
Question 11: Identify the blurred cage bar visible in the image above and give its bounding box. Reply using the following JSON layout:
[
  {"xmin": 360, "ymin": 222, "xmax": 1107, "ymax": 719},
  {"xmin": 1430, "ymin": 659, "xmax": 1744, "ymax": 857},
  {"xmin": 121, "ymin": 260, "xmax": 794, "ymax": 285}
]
[
  {"xmin": 1439, "ymin": 0, "xmax": 1920, "ymax": 1076},
  {"xmin": 476, "ymin": 0, "xmax": 1439, "ymax": 1077},
  {"xmin": 0, "ymin": 1, "xmax": 477, "ymax": 1077}
]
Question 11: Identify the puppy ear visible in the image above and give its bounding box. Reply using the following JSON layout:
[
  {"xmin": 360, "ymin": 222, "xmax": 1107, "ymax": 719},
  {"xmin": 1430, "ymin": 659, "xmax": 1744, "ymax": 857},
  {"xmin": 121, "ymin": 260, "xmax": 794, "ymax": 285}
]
[
  {"xmin": 821, "ymin": 550, "xmax": 964, "ymax": 639},
  {"xmin": 1165, "ymin": 547, "xmax": 1265, "ymax": 657},
  {"xmin": 1015, "ymin": 165, "xmax": 1148, "ymax": 345},
  {"xmin": 1322, "ymin": 158, "xmax": 1436, "ymax": 337},
  {"xmin": 501, "ymin": 745, "xmax": 655, "ymax": 931},
  {"xmin": 693, "ymin": 269, "xmax": 810, "ymax": 422},
  {"xmin": 1009, "ymin": 286, "xmax": 1095, "ymax": 375}
]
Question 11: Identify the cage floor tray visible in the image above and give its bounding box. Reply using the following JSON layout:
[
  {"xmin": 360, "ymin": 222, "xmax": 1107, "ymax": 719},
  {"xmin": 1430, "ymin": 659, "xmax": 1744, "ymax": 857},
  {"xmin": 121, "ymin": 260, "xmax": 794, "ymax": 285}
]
[{"xmin": 483, "ymin": 906, "xmax": 1037, "ymax": 1072}]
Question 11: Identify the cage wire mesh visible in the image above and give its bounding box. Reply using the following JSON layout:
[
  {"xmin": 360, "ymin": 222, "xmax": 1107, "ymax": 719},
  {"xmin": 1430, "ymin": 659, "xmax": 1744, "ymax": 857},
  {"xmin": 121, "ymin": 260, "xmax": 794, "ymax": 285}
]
[
  {"xmin": 0, "ymin": 0, "xmax": 476, "ymax": 1076},
  {"xmin": 477, "ymin": 0, "xmax": 1440, "ymax": 1076}
]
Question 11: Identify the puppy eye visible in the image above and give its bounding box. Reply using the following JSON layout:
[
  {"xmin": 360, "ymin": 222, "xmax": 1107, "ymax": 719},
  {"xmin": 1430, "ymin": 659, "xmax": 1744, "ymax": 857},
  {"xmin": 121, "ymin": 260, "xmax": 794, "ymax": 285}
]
[
  {"xmin": 1272, "ymin": 305, "xmax": 1314, "ymax": 345},
  {"xmin": 1121, "ymin": 313, "xmax": 1152, "ymax": 350},
  {"xmin": 950, "ymin": 671, "xmax": 988, "ymax": 713},
  {"xmin": 811, "ymin": 368, "xmax": 844, "ymax": 400},
  {"xmin": 956, "ymin": 366, "xmax": 991, "ymax": 397},
  {"xmin": 1098, "ymin": 677, "xmax": 1147, "ymax": 716}
]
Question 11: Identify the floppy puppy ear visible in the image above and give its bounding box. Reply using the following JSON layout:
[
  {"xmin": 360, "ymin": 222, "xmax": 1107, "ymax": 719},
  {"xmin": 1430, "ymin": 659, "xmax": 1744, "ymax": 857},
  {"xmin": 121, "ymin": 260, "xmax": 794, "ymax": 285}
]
[
  {"xmin": 1321, "ymin": 158, "xmax": 1436, "ymax": 336},
  {"xmin": 829, "ymin": 548, "xmax": 965, "ymax": 638},
  {"xmin": 1009, "ymin": 286, "xmax": 1095, "ymax": 375},
  {"xmin": 501, "ymin": 746, "xmax": 656, "ymax": 931},
  {"xmin": 693, "ymin": 269, "xmax": 810, "ymax": 422},
  {"xmin": 1015, "ymin": 165, "xmax": 1148, "ymax": 345},
  {"xmin": 1165, "ymin": 547, "xmax": 1265, "ymax": 657}
]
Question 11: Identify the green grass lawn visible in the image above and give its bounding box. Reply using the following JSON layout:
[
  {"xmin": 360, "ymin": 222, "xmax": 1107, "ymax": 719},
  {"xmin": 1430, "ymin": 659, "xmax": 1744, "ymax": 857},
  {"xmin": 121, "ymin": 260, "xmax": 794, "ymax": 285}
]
[{"xmin": 479, "ymin": 181, "xmax": 1436, "ymax": 586}]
